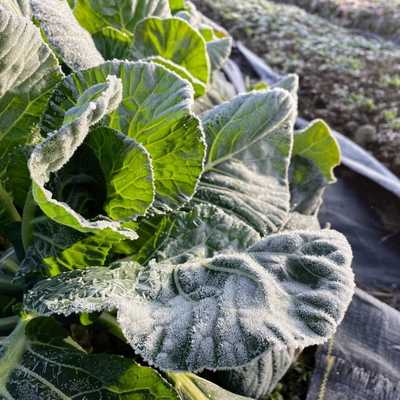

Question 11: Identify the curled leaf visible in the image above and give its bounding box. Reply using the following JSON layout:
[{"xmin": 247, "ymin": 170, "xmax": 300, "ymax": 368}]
[
  {"xmin": 42, "ymin": 61, "xmax": 206, "ymax": 212},
  {"xmin": 28, "ymin": 75, "xmax": 138, "ymax": 240},
  {"xmin": 290, "ymin": 119, "xmax": 341, "ymax": 214},
  {"xmin": 215, "ymin": 346, "xmax": 298, "ymax": 398}
]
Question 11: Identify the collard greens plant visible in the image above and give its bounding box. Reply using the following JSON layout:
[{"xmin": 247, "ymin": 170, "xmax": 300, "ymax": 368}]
[{"xmin": 0, "ymin": 1, "xmax": 354, "ymax": 399}]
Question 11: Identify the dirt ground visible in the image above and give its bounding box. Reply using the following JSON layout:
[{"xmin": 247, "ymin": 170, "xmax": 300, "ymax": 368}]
[
  {"xmin": 193, "ymin": 0, "xmax": 400, "ymax": 176},
  {"xmin": 271, "ymin": 0, "xmax": 400, "ymax": 43}
]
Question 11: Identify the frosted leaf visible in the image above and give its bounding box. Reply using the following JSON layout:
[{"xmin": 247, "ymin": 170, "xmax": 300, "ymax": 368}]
[
  {"xmin": 272, "ymin": 74, "xmax": 299, "ymax": 103},
  {"xmin": 28, "ymin": 75, "xmax": 138, "ymax": 240},
  {"xmin": 128, "ymin": 203, "xmax": 261, "ymax": 265},
  {"xmin": 215, "ymin": 346, "xmax": 298, "ymax": 398},
  {"xmin": 1, "ymin": 0, "xmax": 31, "ymax": 16},
  {"xmin": 25, "ymin": 229, "xmax": 354, "ymax": 372},
  {"xmin": 30, "ymin": 0, "xmax": 104, "ymax": 70},
  {"xmin": 0, "ymin": 5, "xmax": 62, "ymax": 223},
  {"xmin": 196, "ymin": 89, "xmax": 296, "ymax": 235},
  {"xmin": 42, "ymin": 61, "xmax": 206, "ymax": 212}
]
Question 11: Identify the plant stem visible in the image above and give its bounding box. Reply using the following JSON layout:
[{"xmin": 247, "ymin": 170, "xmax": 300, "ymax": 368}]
[
  {"xmin": 0, "ymin": 316, "xmax": 19, "ymax": 335},
  {"xmin": 0, "ymin": 314, "xmax": 34, "ymax": 387},
  {"xmin": 0, "ymin": 181, "xmax": 21, "ymax": 223},
  {"xmin": 167, "ymin": 373, "xmax": 209, "ymax": 400},
  {"xmin": 21, "ymin": 187, "xmax": 36, "ymax": 252},
  {"xmin": 2, "ymin": 258, "xmax": 18, "ymax": 274},
  {"xmin": 0, "ymin": 249, "xmax": 18, "ymax": 274},
  {"xmin": 0, "ymin": 274, "xmax": 24, "ymax": 294}
]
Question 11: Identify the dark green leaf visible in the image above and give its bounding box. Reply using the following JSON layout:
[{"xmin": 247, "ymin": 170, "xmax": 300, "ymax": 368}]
[{"xmin": 0, "ymin": 317, "xmax": 179, "ymax": 399}]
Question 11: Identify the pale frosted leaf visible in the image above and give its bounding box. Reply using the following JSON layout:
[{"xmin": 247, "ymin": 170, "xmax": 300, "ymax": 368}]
[
  {"xmin": 26, "ymin": 230, "xmax": 354, "ymax": 372},
  {"xmin": 0, "ymin": 6, "xmax": 62, "ymax": 216},
  {"xmin": 30, "ymin": 0, "xmax": 104, "ymax": 70},
  {"xmin": 272, "ymin": 74, "xmax": 299, "ymax": 104},
  {"xmin": 1, "ymin": 0, "xmax": 31, "ymax": 16},
  {"xmin": 215, "ymin": 346, "xmax": 298, "ymax": 398},
  {"xmin": 196, "ymin": 89, "xmax": 296, "ymax": 234},
  {"xmin": 206, "ymin": 37, "xmax": 232, "ymax": 70}
]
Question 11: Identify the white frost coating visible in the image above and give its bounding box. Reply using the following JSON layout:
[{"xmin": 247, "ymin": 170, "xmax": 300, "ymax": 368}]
[
  {"xmin": 30, "ymin": 0, "xmax": 104, "ymax": 70},
  {"xmin": 0, "ymin": 5, "xmax": 62, "ymax": 156},
  {"xmin": 25, "ymin": 229, "xmax": 355, "ymax": 372},
  {"xmin": 0, "ymin": 6, "xmax": 61, "ymax": 97},
  {"xmin": 197, "ymin": 89, "xmax": 297, "ymax": 235},
  {"xmin": 1, "ymin": 0, "xmax": 31, "ymax": 17},
  {"xmin": 28, "ymin": 75, "xmax": 138, "ymax": 240}
]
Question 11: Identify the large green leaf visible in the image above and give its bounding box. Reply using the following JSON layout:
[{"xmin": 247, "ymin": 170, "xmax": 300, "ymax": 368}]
[
  {"xmin": 74, "ymin": 0, "xmax": 171, "ymax": 34},
  {"xmin": 196, "ymin": 89, "xmax": 296, "ymax": 235},
  {"xmin": 28, "ymin": 75, "xmax": 138, "ymax": 240},
  {"xmin": 30, "ymin": 0, "xmax": 104, "ymax": 70},
  {"xmin": 0, "ymin": 6, "xmax": 62, "ymax": 226},
  {"xmin": 26, "ymin": 229, "xmax": 354, "ymax": 372},
  {"xmin": 86, "ymin": 127, "xmax": 155, "ymax": 221},
  {"xmin": 92, "ymin": 26, "xmax": 132, "ymax": 60},
  {"xmin": 42, "ymin": 61, "xmax": 206, "ymax": 212},
  {"xmin": 0, "ymin": 316, "xmax": 179, "ymax": 399},
  {"xmin": 131, "ymin": 17, "xmax": 210, "ymax": 96},
  {"xmin": 290, "ymin": 119, "xmax": 341, "ymax": 214},
  {"xmin": 118, "ymin": 203, "xmax": 260, "ymax": 265}
]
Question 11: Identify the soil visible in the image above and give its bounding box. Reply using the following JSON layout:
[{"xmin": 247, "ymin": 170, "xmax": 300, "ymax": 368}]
[
  {"xmin": 270, "ymin": 0, "xmax": 400, "ymax": 44},
  {"xmin": 192, "ymin": 0, "xmax": 400, "ymax": 176}
]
